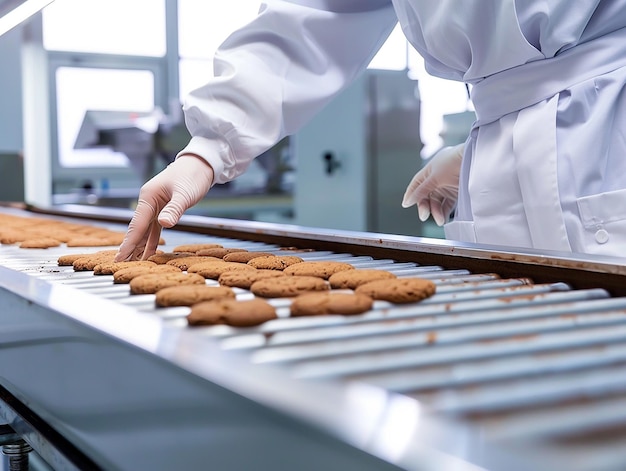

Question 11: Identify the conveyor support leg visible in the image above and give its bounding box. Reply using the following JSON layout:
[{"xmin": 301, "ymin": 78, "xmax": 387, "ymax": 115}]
[{"xmin": 1, "ymin": 425, "xmax": 32, "ymax": 471}]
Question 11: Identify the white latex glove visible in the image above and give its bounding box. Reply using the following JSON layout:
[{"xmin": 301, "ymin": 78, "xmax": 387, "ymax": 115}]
[
  {"xmin": 115, "ymin": 154, "xmax": 214, "ymax": 261},
  {"xmin": 401, "ymin": 143, "xmax": 464, "ymax": 226}
]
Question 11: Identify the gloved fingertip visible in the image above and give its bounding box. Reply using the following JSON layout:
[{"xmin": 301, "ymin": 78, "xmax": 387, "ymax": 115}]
[
  {"xmin": 433, "ymin": 213, "xmax": 445, "ymax": 226},
  {"xmin": 158, "ymin": 217, "xmax": 175, "ymax": 228},
  {"xmin": 158, "ymin": 211, "xmax": 177, "ymax": 228},
  {"xmin": 417, "ymin": 205, "xmax": 430, "ymax": 222},
  {"xmin": 114, "ymin": 245, "xmax": 132, "ymax": 262}
]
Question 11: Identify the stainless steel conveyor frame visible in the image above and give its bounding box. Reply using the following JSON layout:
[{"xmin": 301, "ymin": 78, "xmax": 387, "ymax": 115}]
[{"xmin": 2, "ymin": 204, "xmax": 626, "ymax": 471}]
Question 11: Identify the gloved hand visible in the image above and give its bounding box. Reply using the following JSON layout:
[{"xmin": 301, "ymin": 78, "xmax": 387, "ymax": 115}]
[
  {"xmin": 115, "ymin": 154, "xmax": 214, "ymax": 261},
  {"xmin": 401, "ymin": 143, "xmax": 464, "ymax": 226}
]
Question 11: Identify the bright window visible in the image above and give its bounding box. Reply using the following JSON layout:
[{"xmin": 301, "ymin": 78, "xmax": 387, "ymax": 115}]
[
  {"xmin": 55, "ymin": 67, "xmax": 155, "ymax": 168},
  {"xmin": 177, "ymin": 2, "xmax": 408, "ymax": 95},
  {"xmin": 179, "ymin": 58, "xmax": 213, "ymax": 100},
  {"xmin": 42, "ymin": 0, "xmax": 166, "ymax": 56},
  {"xmin": 368, "ymin": 24, "xmax": 409, "ymax": 71},
  {"xmin": 177, "ymin": 0, "xmax": 260, "ymax": 60}
]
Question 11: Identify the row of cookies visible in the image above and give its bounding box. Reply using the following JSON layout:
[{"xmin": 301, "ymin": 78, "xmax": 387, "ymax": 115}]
[
  {"xmin": 59, "ymin": 246, "xmax": 289, "ymax": 326},
  {"xmin": 57, "ymin": 243, "xmax": 437, "ymax": 327},
  {"xmin": 0, "ymin": 213, "xmax": 130, "ymax": 248},
  {"xmin": 141, "ymin": 245, "xmax": 437, "ymax": 307}
]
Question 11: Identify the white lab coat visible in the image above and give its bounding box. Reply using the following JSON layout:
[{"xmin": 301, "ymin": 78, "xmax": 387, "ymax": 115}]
[{"xmin": 179, "ymin": 0, "xmax": 626, "ymax": 256}]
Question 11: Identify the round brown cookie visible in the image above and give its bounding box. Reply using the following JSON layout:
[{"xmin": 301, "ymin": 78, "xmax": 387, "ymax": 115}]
[
  {"xmin": 218, "ymin": 269, "xmax": 287, "ymax": 289},
  {"xmin": 223, "ymin": 251, "xmax": 275, "ymax": 263},
  {"xmin": 283, "ymin": 261, "xmax": 354, "ymax": 279},
  {"xmin": 100, "ymin": 233, "xmax": 126, "ymax": 246},
  {"xmin": 195, "ymin": 247, "xmax": 247, "ymax": 258},
  {"xmin": 0, "ymin": 231, "xmax": 28, "ymax": 244},
  {"xmin": 290, "ymin": 292, "xmax": 373, "ymax": 317},
  {"xmin": 250, "ymin": 275, "xmax": 329, "ymax": 298},
  {"xmin": 155, "ymin": 285, "xmax": 236, "ymax": 307},
  {"xmin": 72, "ymin": 254, "xmax": 117, "ymax": 271},
  {"xmin": 355, "ymin": 277, "xmax": 436, "ymax": 304},
  {"xmin": 19, "ymin": 238, "xmax": 62, "ymax": 249},
  {"xmin": 147, "ymin": 252, "xmax": 195, "ymax": 264},
  {"xmin": 165, "ymin": 256, "xmax": 221, "ymax": 271},
  {"xmin": 129, "ymin": 272, "xmax": 206, "ymax": 295},
  {"xmin": 188, "ymin": 261, "xmax": 257, "ymax": 279},
  {"xmin": 58, "ymin": 253, "xmax": 93, "ymax": 266},
  {"xmin": 247, "ymin": 255, "xmax": 304, "ymax": 270},
  {"xmin": 113, "ymin": 264, "xmax": 182, "ymax": 284},
  {"xmin": 187, "ymin": 298, "xmax": 277, "ymax": 327},
  {"xmin": 328, "ymin": 269, "xmax": 397, "ymax": 289},
  {"xmin": 172, "ymin": 243, "xmax": 223, "ymax": 253},
  {"xmin": 66, "ymin": 236, "xmax": 119, "ymax": 247},
  {"xmin": 58, "ymin": 250, "xmax": 118, "ymax": 266},
  {"xmin": 93, "ymin": 260, "xmax": 156, "ymax": 275},
  {"xmin": 43, "ymin": 231, "xmax": 74, "ymax": 243}
]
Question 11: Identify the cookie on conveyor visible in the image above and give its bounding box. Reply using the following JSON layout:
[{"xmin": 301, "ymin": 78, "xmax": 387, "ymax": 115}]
[
  {"xmin": 0, "ymin": 231, "xmax": 28, "ymax": 244},
  {"xmin": 328, "ymin": 269, "xmax": 397, "ymax": 289},
  {"xmin": 223, "ymin": 251, "xmax": 275, "ymax": 263},
  {"xmin": 66, "ymin": 236, "xmax": 120, "ymax": 247},
  {"xmin": 130, "ymin": 272, "xmax": 206, "ymax": 294},
  {"xmin": 93, "ymin": 260, "xmax": 156, "ymax": 275},
  {"xmin": 58, "ymin": 254, "xmax": 85, "ymax": 266},
  {"xmin": 72, "ymin": 253, "xmax": 117, "ymax": 271},
  {"xmin": 172, "ymin": 243, "xmax": 223, "ymax": 253},
  {"xmin": 195, "ymin": 247, "xmax": 247, "ymax": 258},
  {"xmin": 155, "ymin": 285, "xmax": 236, "ymax": 307},
  {"xmin": 19, "ymin": 238, "xmax": 62, "ymax": 249},
  {"xmin": 188, "ymin": 261, "xmax": 257, "ymax": 279},
  {"xmin": 165, "ymin": 256, "xmax": 221, "ymax": 271},
  {"xmin": 43, "ymin": 230, "xmax": 73, "ymax": 243},
  {"xmin": 218, "ymin": 269, "xmax": 287, "ymax": 289},
  {"xmin": 58, "ymin": 250, "xmax": 118, "ymax": 266},
  {"xmin": 147, "ymin": 252, "xmax": 196, "ymax": 264},
  {"xmin": 355, "ymin": 277, "xmax": 436, "ymax": 304},
  {"xmin": 113, "ymin": 264, "xmax": 182, "ymax": 284},
  {"xmin": 283, "ymin": 261, "xmax": 354, "ymax": 279},
  {"xmin": 251, "ymin": 275, "xmax": 329, "ymax": 298},
  {"xmin": 290, "ymin": 292, "xmax": 373, "ymax": 317},
  {"xmin": 247, "ymin": 255, "xmax": 304, "ymax": 270},
  {"xmin": 187, "ymin": 298, "xmax": 277, "ymax": 327}
]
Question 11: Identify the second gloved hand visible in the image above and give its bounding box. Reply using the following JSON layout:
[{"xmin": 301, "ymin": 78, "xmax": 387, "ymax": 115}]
[
  {"xmin": 115, "ymin": 154, "xmax": 214, "ymax": 261},
  {"xmin": 401, "ymin": 143, "xmax": 464, "ymax": 226}
]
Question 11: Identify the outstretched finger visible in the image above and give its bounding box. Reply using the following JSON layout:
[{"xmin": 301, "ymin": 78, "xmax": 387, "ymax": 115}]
[
  {"xmin": 417, "ymin": 200, "xmax": 431, "ymax": 222},
  {"xmin": 429, "ymin": 194, "xmax": 447, "ymax": 226},
  {"xmin": 115, "ymin": 199, "xmax": 158, "ymax": 261},
  {"xmin": 401, "ymin": 171, "xmax": 426, "ymax": 208},
  {"xmin": 141, "ymin": 219, "xmax": 163, "ymax": 260}
]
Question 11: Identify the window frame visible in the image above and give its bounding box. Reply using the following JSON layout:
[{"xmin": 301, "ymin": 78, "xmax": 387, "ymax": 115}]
[
  {"xmin": 42, "ymin": 0, "xmax": 180, "ymax": 194},
  {"xmin": 47, "ymin": 52, "xmax": 168, "ymax": 188}
]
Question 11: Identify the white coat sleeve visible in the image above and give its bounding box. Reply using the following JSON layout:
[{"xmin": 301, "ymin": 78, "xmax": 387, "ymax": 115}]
[{"xmin": 177, "ymin": 0, "xmax": 398, "ymax": 185}]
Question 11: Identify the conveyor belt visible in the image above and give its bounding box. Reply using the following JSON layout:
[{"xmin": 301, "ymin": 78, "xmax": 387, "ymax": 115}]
[{"xmin": 2, "ymin": 207, "xmax": 626, "ymax": 471}]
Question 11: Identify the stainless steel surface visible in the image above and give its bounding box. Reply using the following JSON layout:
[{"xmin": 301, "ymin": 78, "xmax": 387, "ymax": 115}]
[{"xmin": 3, "ymin": 205, "xmax": 626, "ymax": 470}]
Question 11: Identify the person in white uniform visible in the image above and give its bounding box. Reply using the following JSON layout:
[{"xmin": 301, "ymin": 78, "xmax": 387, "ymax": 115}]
[{"xmin": 115, "ymin": 0, "xmax": 626, "ymax": 262}]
